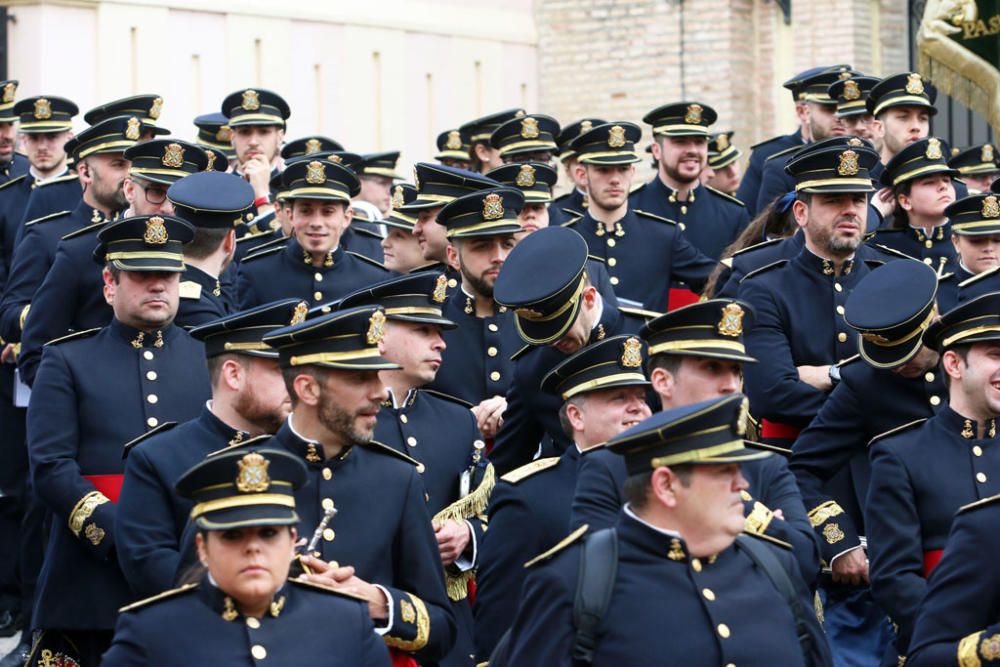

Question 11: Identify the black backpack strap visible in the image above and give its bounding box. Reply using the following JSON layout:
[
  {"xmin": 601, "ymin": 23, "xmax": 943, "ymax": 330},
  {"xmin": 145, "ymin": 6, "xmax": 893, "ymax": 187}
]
[
  {"xmin": 571, "ymin": 527, "xmax": 619, "ymax": 666},
  {"xmin": 735, "ymin": 534, "xmax": 815, "ymax": 663}
]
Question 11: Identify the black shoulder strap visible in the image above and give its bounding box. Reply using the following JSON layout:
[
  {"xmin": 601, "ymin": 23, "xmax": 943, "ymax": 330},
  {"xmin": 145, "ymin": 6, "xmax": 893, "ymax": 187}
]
[
  {"xmin": 735, "ymin": 534, "xmax": 815, "ymax": 665},
  {"xmin": 571, "ymin": 527, "xmax": 619, "ymax": 666}
]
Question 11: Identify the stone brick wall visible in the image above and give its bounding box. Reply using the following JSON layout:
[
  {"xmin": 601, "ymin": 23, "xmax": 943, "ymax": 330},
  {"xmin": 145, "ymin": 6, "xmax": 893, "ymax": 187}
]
[{"xmin": 536, "ymin": 0, "xmax": 911, "ymax": 186}]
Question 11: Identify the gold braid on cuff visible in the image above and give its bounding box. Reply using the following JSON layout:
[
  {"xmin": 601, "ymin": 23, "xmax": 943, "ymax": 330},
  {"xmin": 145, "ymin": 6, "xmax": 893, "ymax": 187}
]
[
  {"xmin": 68, "ymin": 491, "xmax": 110, "ymax": 537},
  {"xmin": 384, "ymin": 594, "xmax": 430, "ymax": 652},
  {"xmin": 958, "ymin": 631, "xmax": 983, "ymax": 667}
]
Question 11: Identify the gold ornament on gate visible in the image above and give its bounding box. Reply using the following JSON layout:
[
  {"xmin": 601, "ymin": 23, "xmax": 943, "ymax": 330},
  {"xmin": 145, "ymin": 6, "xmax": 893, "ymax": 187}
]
[
  {"xmin": 143, "ymin": 216, "xmax": 169, "ymax": 245},
  {"xmin": 236, "ymin": 452, "xmax": 270, "ymax": 492},
  {"xmin": 482, "ymin": 193, "xmax": 505, "ymax": 220},
  {"xmin": 162, "ymin": 143, "xmax": 184, "ymax": 169}
]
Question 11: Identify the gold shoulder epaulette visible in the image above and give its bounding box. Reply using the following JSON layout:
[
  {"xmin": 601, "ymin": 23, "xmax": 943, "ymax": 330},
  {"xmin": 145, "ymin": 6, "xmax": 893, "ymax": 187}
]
[
  {"xmin": 61, "ymin": 223, "xmax": 105, "ymax": 241},
  {"xmin": 24, "ymin": 210, "xmax": 70, "ymax": 227},
  {"xmin": 34, "ymin": 173, "xmax": 78, "ymax": 188},
  {"xmin": 705, "ymin": 186, "xmax": 746, "ymax": 207},
  {"xmin": 619, "ymin": 305, "xmax": 664, "ymax": 321},
  {"xmin": 634, "ymin": 209, "xmax": 678, "ymax": 225},
  {"xmin": 524, "ymin": 524, "xmax": 589, "ymax": 568},
  {"xmin": 739, "ymin": 259, "xmax": 788, "ymax": 283},
  {"xmin": 560, "ymin": 206, "xmax": 585, "ymax": 218},
  {"xmin": 560, "ymin": 216, "xmax": 581, "ymax": 227},
  {"xmin": 765, "ymin": 144, "xmax": 801, "ymax": 162},
  {"xmin": 586, "ymin": 254, "xmax": 606, "ymax": 264},
  {"xmin": 206, "ymin": 434, "xmax": 272, "ymax": 457},
  {"xmin": 122, "ymin": 422, "xmax": 178, "ymax": 459},
  {"xmin": 290, "ymin": 577, "xmax": 370, "ymax": 602},
  {"xmin": 421, "ymin": 388, "xmax": 474, "ymax": 408},
  {"xmin": 0, "ymin": 174, "xmax": 26, "ymax": 191},
  {"xmin": 241, "ymin": 245, "xmax": 284, "ymax": 262},
  {"xmin": 731, "ymin": 237, "xmax": 782, "ymax": 257},
  {"xmin": 959, "ymin": 493, "xmax": 1000, "ymax": 515},
  {"xmin": 867, "ymin": 418, "xmax": 928, "ymax": 448},
  {"xmin": 179, "ymin": 280, "xmax": 202, "ymax": 300},
  {"xmin": 364, "ymin": 440, "xmax": 423, "ymax": 469},
  {"xmin": 501, "ymin": 457, "xmax": 560, "ymax": 485},
  {"xmin": 44, "ymin": 327, "xmax": 101, "ymax": 347},
  {"xmin": 346, "ymin": 251, "xmax": 390, "ymax": 271},
  {"xmin": 959, "ymin": 265, "xmax": 1000, "ymax": 288},
  {"xmin": 119, "ymin": 583, "xmax": 198, "ymax": 613},
  {"xmin": 744, "ymin": 440, "xmax": 792, "ymax": 456},
  {"xmin": 741, "ymin": 530, "xmax": 793, "ymax": 549}
]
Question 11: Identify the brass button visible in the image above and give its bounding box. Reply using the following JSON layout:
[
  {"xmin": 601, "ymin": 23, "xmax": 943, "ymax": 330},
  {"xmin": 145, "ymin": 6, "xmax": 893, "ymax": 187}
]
[
  {"xmin": 836, "ymin": 305, "xmax": 845, "ymax": 315},
  {"xmin": 147, "ymin": 417, "xmax": 159, "ymax": 428},
  {"xmin": 608, "ymin": 258, "xmax": 617, "ymax": 267},
  {"xmin": 691, "ymin": 558, "xmax": 702, "ymax": 572},
  {"xmin": 416, "ymin": 463, "xmax": 426, "ymax": 474},
  {"xmin": 925, "ymin": 240, "xmax": 933, "ymax": 249},
  {"xmin": 837, "ymin": 332, "xmax": 847, "ymax": 343},
  {"xmin": 322, "ymin": 498, "xmax": 335, "ymax": 511},
  {"xmin": 313, "ymin": 291, "xmax": 323, "ymax": 301},
  {"xmin": 246, "ymin": 617, "xmax": 260, "ymax": 629},
  {"xmin": 323, "ymin": 528, "xmax": 335, "ymax": 541},
  {"xmin": 322, "ymin": 468, "xmax": 332, "ymax": 481},
  {"xmin": 925, "ymin": 372, "xmax": 935, "ymax": 382},
  {"xmin": 490, "ymin": 371, "xmax": 501, "ymax": 382},
  {"xmin": 251, "ymin": 645, "xmax": 266, "ymax": 660},
  {"xmin": 146, "ymin": 394, "xmax": 158, "ymax": 404},
  {"xmin": 146, "ymin": 371, "xmax": 157, "ymax": 381},
  {"xmin": 487, "ymin": 346, "xmax": 498, "ymax": 357},
  {"xmin": 407, "ymin": 436, "xmax": 418, "ymax": 447},
  {"xmin": 610, "ymin": 276, "xmax": 620, "ymax": 286},
  {"xmin": 924, "ymin": 257, "xmax": 933, "ymax": 266},
  {"xmin": 717, "ymin": 623, "xmax": 730, "ymax": 638},
  {"xmin": 488, "ymin": 323, "xmax": 499, "ymax": 332},
  {"xmin": 607, "ymin": 238, "xmax": 616, "ymax": 247},
  {"xmin": 702, "ymin": 588, "xmax": 715, "ymax": 601},
  {"xmin": 314, "ymin": 272, "xmax": 323, "ymax": 281},
  {"xmin": 977, "ymin": 472, "xmax": 987, "ymax": 483},
  {"xmin": 834, "ymin": 283, "xmax": 843, "ymax": 292},
  {"xmin": 680, "ymin": 205, "xmax": 688, "ymax": 215},
  {"xmin": 930, "ymin": 396, "xmax": 941, "ymax": 406},
  {"xmin": 400, "ymin": 414, "xmax": 408, "ymax": 424},
  {"xmin": 143, "ymin": 350, "xmax": 154, "ymax": 360},
  {"xmin": 448, "ymin": 278, "xmax": 457, "ymax": 288},
  {"xmin": 974, "ymin": 445, "xmax": 983, "ymax": 457}
]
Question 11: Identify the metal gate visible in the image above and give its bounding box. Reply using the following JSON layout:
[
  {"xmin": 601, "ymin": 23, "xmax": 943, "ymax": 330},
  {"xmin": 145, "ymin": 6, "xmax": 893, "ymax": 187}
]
[{"xmin": 909, "ymin": 0, "xmax": 995, "ymax": 146}]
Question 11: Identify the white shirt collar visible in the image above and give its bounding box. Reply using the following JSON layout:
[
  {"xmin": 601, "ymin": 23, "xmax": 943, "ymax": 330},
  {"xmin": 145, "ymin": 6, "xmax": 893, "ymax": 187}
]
[{"xmin": 623, "ymin": 503, "xmax": 682, "ymax": 538}]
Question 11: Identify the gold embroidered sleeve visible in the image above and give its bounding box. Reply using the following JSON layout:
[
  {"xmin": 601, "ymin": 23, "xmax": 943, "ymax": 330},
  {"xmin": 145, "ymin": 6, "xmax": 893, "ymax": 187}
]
[
  {"xmin": 807, "ymin": 501, "xmax": 845, "ymax": 527},
  {"xmin": 743, "ymin": 501, "xmax": 774, "ymax": 535},
  {"xmin": 383, "ymin": 593, "xmax": 430, "ymax": 652},
  {"xmin": 68, "ymin": 491, "xmax": 110, "ymax": 537},
  {"xmin": 18, "ymin": 304, "xmax": 30, "ymax": 330},
  {"xmin": 958, "ymin": 631, "xmax": 983, "ymax": 667}
]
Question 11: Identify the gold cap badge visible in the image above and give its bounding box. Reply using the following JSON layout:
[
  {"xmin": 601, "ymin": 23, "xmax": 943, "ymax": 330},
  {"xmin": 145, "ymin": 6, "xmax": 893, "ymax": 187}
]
[
  {"xmin": 305, "ymin": 138, "xmax": 322, "ymax": 155},
  {"xmin": 2, "ymin": 83, "xmax": 15, "ymax": 104},
  {"xmin": 580, "ymin": 119, "xmax": 593, "ymax": 134},
  {"xmin": 515, "ymin": 164, "xmax": 536, "ymax": 188},
  {"xmin": 847, "ymin": 137, "xmax": 864, "ymax": 146},
  {"xmin": 843, "ymin": 80, "xmax": 861, "ymax": 101},
  {"xmin": 143, "ymin": 216, "xmax": 169, "ymax": 245},
  {"xmin": 982, "ymin": 195, "xmax": 1000, "ymax": 218},
  {"xmin": 621, "ymin": 337, "xmax": 643, "ymax": 368},
  {"xmin": 235, "ymin": 452, "xmax": 270, "ymax": 492},
  {"xmin": 33, "ymin": 98, "xmax": 52, "ymax": 120},
  {"xmin": 242, "ymin": 89, "xmax": 261, "ymax": 111},
  {"xmin": 327, "ymin": 154, "xmax": 343, "ymax": 164},
  {"xmin": 736, "ymin": 396, "xmax": 749, "ymax": 436},
  {"xmin": 838, "ymin": 150, "xmax": 860, "ymax": 176},
  {"xmin": 149, "ymin": 97, "xmax": 163, "ymax": 120},
  {"xmin": 391, "ymin": 185, "xmax": 404, "ymax": 210},
  {"xmin": 446, "ymin": 130, "xmax": 463, "ymax": 150},
  {"xmin": 926, "ymin": 137, "xmax": 943, "ymax": 160},
  {"xmin": 433, "ymin": 274, "xmax": 448, "ymax": 303},
  {"xmin": 366, "ymin": 310, "xmax": 386, "ymax": 345},
  {"xmin": 413, "ymin": 166, "xmax": 420, "ymax": 191},
  {"xmin": 305, "ymin": 161, "xmax": 326, "ymax": 185},
  {"xmin": 290, "ymin": 302, "xmax": 308, "ymax": 325},
  {"xmin": 482, "ymin": 192, "xmax": 505, "ymax": 221},
  {"xmin": 717, "ymin": 134, "xmax": 730, "ymax": 151},
  {"xmin": 515, "ymin": 109, "xmax": 526, "ymax": 118},
  {"xmin": 205, "ymin": 151, "xmax": 217, "ymax": 171},
  {"xmin": 125, "ymin": 117, "xmax": 141, "ymax": 141},
  {"xmin": 216, "ymin": 126, "xmax": 232, "ymax": 143},
  {"xmin": 608, "ymin": 125, "xmax": 626, "ymax": 148},
  {"xmin": 983, "ymin": 144, "xmax": 995, "ymax": 163},
  {"xmin": 905, "ymin": 73, "xmax": 925, "ymax": 95},
  {"xmin": 520, "ymin": 117, "xmax": 540, "ymax": 139},
  {"xmin": 684, "ymin": 104, "xmax": 703, "ymax": 125},
  {"xmin": 162, "ymin": 143, "xmax": 184, "ymax": 169},
  {"xmin": 718, "ymin": 303, "xmax": 745, "ymax": 337}
]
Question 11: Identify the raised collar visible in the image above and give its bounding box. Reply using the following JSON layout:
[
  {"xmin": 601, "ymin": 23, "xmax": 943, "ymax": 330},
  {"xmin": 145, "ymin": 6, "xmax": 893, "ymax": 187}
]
[
  {"xmin": 938, "ymin": 404, "xmax": 1000, "ymax": 441},
  {"xmin": 201, "ymin": 402, "xmax": 253, "ymax": 448},
  {"xmin": 109, "ymin": 318, "xmax": 177, "ymax": 349},
  {"xmin": 283, "ymin": 235, "xmax": 345, "ymax": 269},
  {"xmin": 281, "ymin": 415, "xmax": 351, "ymax": 466},
  {"xmin": 201, "ymin": 574, "xmax": 290, "ymax": 622},
  {"xmin": 383, "ymin": 387, "xmax": 419, "ymax": 410},
  {"xmin": 795, "ymin": 245, "xmax": 855, "ymax": 277},
  {"xmin": 651, "ymin": 174, "xmax": 702, "ymax": 203}
]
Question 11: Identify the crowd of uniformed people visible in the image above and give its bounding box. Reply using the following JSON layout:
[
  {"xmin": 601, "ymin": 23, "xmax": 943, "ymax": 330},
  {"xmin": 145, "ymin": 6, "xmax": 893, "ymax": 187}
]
[{"xmin": 0, "ymin": 62, "xmax": 997, "ymax": 666}]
